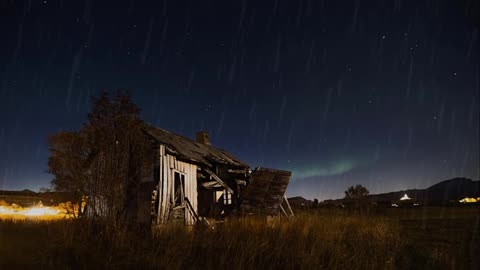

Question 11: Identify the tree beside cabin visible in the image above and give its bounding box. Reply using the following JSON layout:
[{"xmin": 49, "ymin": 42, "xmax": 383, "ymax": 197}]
[{"xmin": 48, "ymin": 93, "xmax": 293, "ymax": 226}]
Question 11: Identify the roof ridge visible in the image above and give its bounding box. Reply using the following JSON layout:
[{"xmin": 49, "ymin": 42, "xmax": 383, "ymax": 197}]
[{"xmin": 144, "ymin": 124, "xmax": 249, "ymax": 168}]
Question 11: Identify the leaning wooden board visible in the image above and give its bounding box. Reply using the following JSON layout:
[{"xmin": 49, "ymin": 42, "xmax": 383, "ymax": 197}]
[{"xmin": 239, "ymin": 167, "xmax": 292, "ymax": 215}]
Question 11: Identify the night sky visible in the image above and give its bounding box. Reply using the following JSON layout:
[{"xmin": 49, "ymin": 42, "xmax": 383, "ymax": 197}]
[{"xmin": 1, "ymin": 0, "xmax": 479, "ymax": 200}]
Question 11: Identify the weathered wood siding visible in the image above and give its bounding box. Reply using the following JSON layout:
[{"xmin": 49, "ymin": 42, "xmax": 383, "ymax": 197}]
[{"xmin": 157, "ymin": 144, "xmax": 198, "ymax": 225}]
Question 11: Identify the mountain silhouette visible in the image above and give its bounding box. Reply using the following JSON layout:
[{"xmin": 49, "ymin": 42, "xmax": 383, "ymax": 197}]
[{"xmin": 369, "ymin": 178, "xmax": 480, "ymax": 204}]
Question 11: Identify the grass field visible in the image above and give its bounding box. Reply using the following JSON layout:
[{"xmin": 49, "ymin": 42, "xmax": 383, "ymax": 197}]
[{"xmin": 0, "ymin": 207, "xmax": 478, "ymax": 270}]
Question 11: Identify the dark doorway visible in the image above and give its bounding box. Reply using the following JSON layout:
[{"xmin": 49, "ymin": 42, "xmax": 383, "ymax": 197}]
[{"xmin": 174, "ymin": 172, "xmax": 185, "ymax": 206}]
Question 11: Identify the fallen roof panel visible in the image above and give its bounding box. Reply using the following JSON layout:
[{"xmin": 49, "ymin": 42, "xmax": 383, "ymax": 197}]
[{"xmin": 240, "ymin": 167, "xmax": 292, "ymax": 216}]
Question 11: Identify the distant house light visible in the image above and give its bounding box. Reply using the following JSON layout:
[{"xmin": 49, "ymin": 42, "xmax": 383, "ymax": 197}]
[
  {"xmin": 400, "ymin": 194, "xmax": 411, "ymax": 201},
  {"xmin": 391, "ymin": 203, "xmax": 399, "ymax": 208},
  {"xmin": 459, "ymin": 197, "xmax": 478, "ymax": 203}
]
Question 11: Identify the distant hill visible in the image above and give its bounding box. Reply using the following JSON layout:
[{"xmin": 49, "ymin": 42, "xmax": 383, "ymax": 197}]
[
  {"xmin": 0, "ymin": 189, "xmax": 74, "ymax": 207},
  {"xmin": 287, "ymin": 196, "xmax": 313, "ymax": 209},
  {"xmin": 0, "ymin": 189, "xmax": 38, "ymax": 196},
  {"xmin": 368, "ymin": 178, "xmax": 480, "ymax": 204},
  {"xmin": 316, "ymin": 177, "xmax": 480, "ymax": 207}
]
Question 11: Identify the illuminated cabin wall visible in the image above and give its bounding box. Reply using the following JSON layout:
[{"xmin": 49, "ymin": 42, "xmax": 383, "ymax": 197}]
[{"xmin": 157, "ymin": 144, "xmax": 198, "ymax": 226}]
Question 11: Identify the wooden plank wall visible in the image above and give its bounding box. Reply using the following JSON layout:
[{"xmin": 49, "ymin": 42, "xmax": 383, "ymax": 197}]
[
  {"xmin": 157, "ymin": 144, "xmax": 198, "ymax": 225},
  {"xmin": 157, "ymin": 145, "xmax": 166, "ymax": 224}
]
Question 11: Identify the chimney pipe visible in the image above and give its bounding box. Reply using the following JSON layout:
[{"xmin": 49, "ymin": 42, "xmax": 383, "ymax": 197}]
[{"xmin": 196, "ymin": 131, "xmax": 211, "ymax": 145}]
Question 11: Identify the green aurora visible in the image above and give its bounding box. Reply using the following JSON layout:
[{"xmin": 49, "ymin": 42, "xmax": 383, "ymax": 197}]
[{"xmin": 289, "ymin": 158, "xmax": 372, "ymax": 179}]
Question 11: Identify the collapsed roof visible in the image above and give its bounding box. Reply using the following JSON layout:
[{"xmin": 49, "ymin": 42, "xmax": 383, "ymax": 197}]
[{"xmin": 145, "ymin": 125, "xmax": 249, "ymax": 169}]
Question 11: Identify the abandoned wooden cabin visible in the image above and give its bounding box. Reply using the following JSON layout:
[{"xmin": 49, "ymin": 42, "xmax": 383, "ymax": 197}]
[{"xmin": 137, "ymin": 126, "xmax": 294, "ymax": 226}]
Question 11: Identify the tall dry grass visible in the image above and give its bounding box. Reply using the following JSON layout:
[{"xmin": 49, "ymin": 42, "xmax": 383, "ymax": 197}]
[
  {"xmin": 148, "ymin": 214, "xmax": 402, "ymax": 270},
  {"xmin": 1, "ymin": 212, "xmax": 404, "ymax": 270}
]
